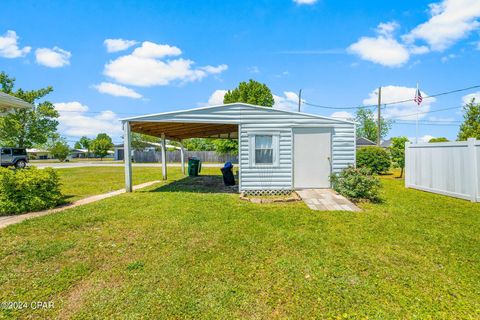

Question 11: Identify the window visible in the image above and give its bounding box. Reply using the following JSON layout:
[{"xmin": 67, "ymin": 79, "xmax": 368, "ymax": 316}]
[
  {"xmin": 12, "ymin": 149, "xmax": 26, "ymax": 156},
  {"xmin": 255, "ymin": 135, "xmax": 273, "ymax": 164},
  {"xmin": 1, "ymin": 149, "xmax": 11, "ymax": 155}
]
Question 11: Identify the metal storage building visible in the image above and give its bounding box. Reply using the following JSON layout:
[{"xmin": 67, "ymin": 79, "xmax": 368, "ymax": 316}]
[{"xmin": 121, "ymin": 103, "xmax": 356, "ymax": 193}]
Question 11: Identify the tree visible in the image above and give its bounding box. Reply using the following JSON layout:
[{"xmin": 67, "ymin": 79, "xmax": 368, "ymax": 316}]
[
  {"xmin": 49, "ymin": 137, "xmax": 70, "ymax": 162},
  {"xmin": 356, "ymin": 146, "xmax": 391, "ymax": 174},
  {"xmin": 212, "ymin": 139, "xmax": 238, "ymax": 155},
  {"xmin": 182, "ymin": 138, "xmax": 215, "ymax": 151},
  {"xmin": 223, "ymin": 79, "xmax": 275, "ymax": 107},
  {"xmin": 0, "ymin": 72, "xmax": 59, "ymax": 148},
  {"xmin": 95, "ymin": 133, "xmax": 113, "ymax": 144},
  {"xmin": 428, "ymin": 137, "xmax": 449, "ymax": 143},
  {"xmin": 91, "ymin": 134, "xmax": 114, "ymax": 160},
  {"xmin": 74, "ymin": 136, "xmax": 91, "ymax": 151},
  {"xmin": 457, "ymin": 99, "xmax": 480, "ymax": 140},
  {"xmin": 355, "ymin": 108, "xmax": 392, "ymax": 142},
  {"xmin": 388, "ymin": 136, "xmax": 409, "ymax": 178}
]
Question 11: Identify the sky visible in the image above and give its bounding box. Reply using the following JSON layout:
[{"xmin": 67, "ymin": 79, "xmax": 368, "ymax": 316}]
[{"xmin": 1, "ymin": 0, "xmax": 479, "ymax": 144}]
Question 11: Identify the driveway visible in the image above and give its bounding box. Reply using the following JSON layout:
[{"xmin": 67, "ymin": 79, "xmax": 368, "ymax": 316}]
[{"xmin": 30, "ymin": 162, "xmax": 224, "ymax": 169}]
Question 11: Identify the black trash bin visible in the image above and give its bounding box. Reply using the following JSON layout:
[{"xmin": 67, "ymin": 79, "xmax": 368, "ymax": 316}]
[
  {"xmin": 188, "ymin": 157, "xmax": 201, "ymax": 176},
  {"xmin": 220, "ymin": 161, "xmax": 235, "ymax": 186}
]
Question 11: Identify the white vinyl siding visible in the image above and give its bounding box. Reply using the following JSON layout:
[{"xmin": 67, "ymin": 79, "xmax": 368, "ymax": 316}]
[{"xmin": 331, "ymin": 125, "xmax": 356, "ymax": 173}]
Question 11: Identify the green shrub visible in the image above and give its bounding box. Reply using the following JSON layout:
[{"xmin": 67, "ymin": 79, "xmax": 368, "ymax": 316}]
[
  {"xmin": 0, "ymin": 167, "xmax": 63, "ymax": 215},
  {"xmin": 330, "ymin": 166, "xmax": 382, "ymax": 202},
  {"xmin": 356, "ymin": 146, "xmax": 391, "ymax": 174}
]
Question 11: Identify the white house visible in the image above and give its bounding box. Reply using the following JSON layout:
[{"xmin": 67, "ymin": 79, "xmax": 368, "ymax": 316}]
[
  {"xmin": 26, "ymin": 148, "xmax": 52, "ymax": 159},
  {"xmin": 121, "ymin": 103, "xmax": 356, "ymax": 193}
]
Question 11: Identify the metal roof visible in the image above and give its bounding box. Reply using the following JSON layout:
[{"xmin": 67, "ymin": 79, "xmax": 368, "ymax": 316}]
[
  {"xmin": 0, "ymin": 92, "xmax": 33, "ymax": 111},
  {"xmin": 121, "ymin": 103, "xmax": 356, "ymax": 124},
  {"xmin": 121, "ymin": 103, "xmax": 356, "ymax": 140}
]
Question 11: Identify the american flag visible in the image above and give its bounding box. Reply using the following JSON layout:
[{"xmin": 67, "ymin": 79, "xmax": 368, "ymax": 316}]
[{"xmin": 414, "ymin": 89, "xmax": 423, "ymax": 106}]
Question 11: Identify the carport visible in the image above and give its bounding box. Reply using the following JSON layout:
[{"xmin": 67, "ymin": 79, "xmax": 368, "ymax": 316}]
[{"xmin": 121, "ymin": 111, "xmax": 239, "ymax": 192}]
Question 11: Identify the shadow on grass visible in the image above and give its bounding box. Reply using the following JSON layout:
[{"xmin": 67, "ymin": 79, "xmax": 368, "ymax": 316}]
[
  {"xmin": 149, "ymin": 175, "xmax": 238, "ymax": 194},
  {"xmin": 59, "ymin": 194, "xmax": 75, "ymax": 205}
]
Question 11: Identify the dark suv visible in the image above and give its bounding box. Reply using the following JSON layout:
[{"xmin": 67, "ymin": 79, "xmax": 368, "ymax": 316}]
[{"xmin": 0, "ymin": 147, "xmax": 28, "ymax": 168}]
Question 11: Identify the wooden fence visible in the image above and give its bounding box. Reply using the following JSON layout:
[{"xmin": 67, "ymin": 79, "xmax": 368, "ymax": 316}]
[
  {"xmin": 405, "ymin": 138, "xmax": 480, "ymax": 202},
  {"xmin": 133, "ymin": 150, "xmax": 238, "ymax": 163}
]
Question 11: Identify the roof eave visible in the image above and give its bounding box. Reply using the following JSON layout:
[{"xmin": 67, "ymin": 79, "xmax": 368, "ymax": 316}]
[{"xmin": 120, "ymin": 102, "xmax": 357, "ymax": 125}]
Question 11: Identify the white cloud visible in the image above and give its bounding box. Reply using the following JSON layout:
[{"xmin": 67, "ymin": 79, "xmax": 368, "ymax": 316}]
[
  {"xmin": 131, "ymin": 41, "xmax": 181, "ymax": 58},
  {"xmin": 198, "ymin": 89, "xmax": 228, "ymax": 106},
  {"xmin": 441, "ymin": 53, "xmax": 457, "ymax": 63},
  {"xmin": 408, "ymin": 135, "xmax": 436, "ymax": 143},
  {"xmin": 462, "ymin": 91, "xmax": 480, "ymax": 104},
  {"xmin": 330, "ymin": 111, "xmax": 353, "ymax": 120},
  {"xmin": 93, "ymin": 82, "xmax": 142, "ymax": 99},
  {"xmin": 404, "ymin": 0, "xmax": 480, "ymax": 51},
  {"xmin": 35, "ymin": 47, "xmax": 71, "ymax": 68},
  {"xmin": 348, "ymin": 22, "xmax": 410, "ymax": 67},
  {"xmin": 104, "ymin": 41, "xmax": 227, "ymax": 87},
  {"xmin": 54, "ymin": 102, "xmax": 122, "ymax": 138},
  {"xmin": 274, "ymin": 91, "xmax": 301, "ymax": 111},
  {"xmin": 200, "ymin": 64, "xmax": 228, "ymax": 74},
  {"xmin": 363, "ymin": 86, "xmax": 435, "ymax": 120},
  {"xmin": 349, "ymin": 0, "xmax": 480, "ymax": 67},
  {"xmin": 0, "ymin": 30, "xmax": 31, "ymax": 58},
  {"xmin": 104, "ymin": 38, "xmax": 138, "ymax": 53},
  {"xmin": 377, "ymin": 21, "xmax": 400, "ymax": 36},
  {"xmin": 409, "ymin": 45, "xmax": 430, "ymax": 55},
  {"xmin": 293, "ymin": 0, "xmax": 317, "ymax": 4}
]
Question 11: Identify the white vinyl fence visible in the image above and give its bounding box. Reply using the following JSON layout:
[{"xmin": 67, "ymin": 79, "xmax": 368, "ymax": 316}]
[{"xmin": 405, "ymin": 138, "xmax": 479, "ymax": 202}]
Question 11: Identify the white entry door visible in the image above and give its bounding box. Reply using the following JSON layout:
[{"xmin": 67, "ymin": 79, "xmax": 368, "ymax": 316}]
[{"xmin": 293, "ymin": 127, "xmax": 331, "ymax": 188}]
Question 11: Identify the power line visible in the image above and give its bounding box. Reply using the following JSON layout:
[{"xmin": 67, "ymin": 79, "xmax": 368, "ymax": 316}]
[
  {"xmin": 302, "ymin": 84, "xmax": 480, "ymax": 110},
  {"xmin": 382, "ymin": 84, "xmax": 480, "ymax": 107},
  {"xmin": 303, "ymin": 101, "xmax": 376, "ymax": 110},
  {"xmin": 387, "ymin": 105, "xmax": 462, "ymax": 120},
  {"xmin": 394, "ymin": 121, "xmax": 459, "ymax": 127}
]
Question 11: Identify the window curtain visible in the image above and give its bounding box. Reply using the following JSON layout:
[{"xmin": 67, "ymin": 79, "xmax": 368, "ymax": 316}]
[{"xmin": 255, "ymin": 135, "xmax": 273, "ymax": 164}]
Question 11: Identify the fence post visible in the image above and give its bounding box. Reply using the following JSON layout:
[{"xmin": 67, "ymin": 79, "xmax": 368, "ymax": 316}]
[
  {"xmin": 468, "ymin": 138, "xmax": 478, "ymax": 202},
  {"xmin": 404, "ymin": 141, "xmax": 411, "ymax": 188}
]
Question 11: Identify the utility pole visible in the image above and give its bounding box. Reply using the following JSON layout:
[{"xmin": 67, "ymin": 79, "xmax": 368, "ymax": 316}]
[
  {"xmin": 377, "ymin": 86, "xmax": 382, "ymax": 147},
  {"xmin": 298, "ymin": 89, "xmax": 302, "ymax": 112}
]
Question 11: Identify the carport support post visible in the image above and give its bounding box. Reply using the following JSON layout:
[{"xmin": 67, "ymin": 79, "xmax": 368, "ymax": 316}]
[
  {"xmin": 123, "ymin": 121, "xmax": 132, "ymax": 192},
  {"xmin": 179, "ymin": 141, "xmax": 186, "ymax": 175},
  {"xmin": 161, "ymin": 133, "xmax": 167, "ymax": 180}
]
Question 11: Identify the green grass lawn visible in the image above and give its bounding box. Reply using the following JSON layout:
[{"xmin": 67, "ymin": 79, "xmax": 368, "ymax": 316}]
[
  {"xmin": 57, "ymin": 166, "xmax": 176, "ymax": 202},
  {"xmin": 0, "ymin": 168, "xmax": 479, "ymax": 319}
]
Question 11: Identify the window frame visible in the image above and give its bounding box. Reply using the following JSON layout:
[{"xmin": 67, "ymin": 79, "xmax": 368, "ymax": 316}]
[{"xmin": 248, "ymin": 132, "xmax": 280, "ymax": 167}]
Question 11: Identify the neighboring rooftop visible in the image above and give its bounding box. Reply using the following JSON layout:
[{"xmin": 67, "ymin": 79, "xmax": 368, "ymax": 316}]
[
  {"xmin": 356, "ymin": 137, "xmax": 376, "ymax": 147},
  {"xmin": 0, "ymin": 92, "xmax": 33, "ymax": 111}
]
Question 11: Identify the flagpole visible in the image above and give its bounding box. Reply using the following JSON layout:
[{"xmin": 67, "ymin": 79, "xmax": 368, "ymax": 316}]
[{"xmin": 416, "ymin": 82, "xmax": 419, "ymax": 144}]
